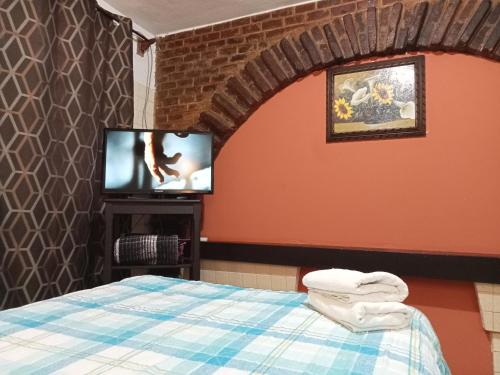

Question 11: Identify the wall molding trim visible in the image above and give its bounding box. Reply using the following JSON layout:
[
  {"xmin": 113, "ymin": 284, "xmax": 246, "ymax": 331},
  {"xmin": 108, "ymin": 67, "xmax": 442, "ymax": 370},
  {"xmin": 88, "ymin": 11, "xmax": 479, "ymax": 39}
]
[
  {"xmin": 201, "ymin": 242, "xmax": 500, "ymax": 283},
  {"xmin": 156, "ymin": 0, "xmax": 500, "ymax": 154}
]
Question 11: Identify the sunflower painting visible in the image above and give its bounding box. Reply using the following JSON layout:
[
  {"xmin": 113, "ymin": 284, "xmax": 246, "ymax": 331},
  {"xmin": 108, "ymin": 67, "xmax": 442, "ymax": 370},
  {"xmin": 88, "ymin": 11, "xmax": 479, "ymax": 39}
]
[
  {"xmin": 327, "ymin": 56, "xmax": 425, "ymax": 142},
  {"xmin": 334, "ymin": 98, "xmax": 353, "ymax": 120}
]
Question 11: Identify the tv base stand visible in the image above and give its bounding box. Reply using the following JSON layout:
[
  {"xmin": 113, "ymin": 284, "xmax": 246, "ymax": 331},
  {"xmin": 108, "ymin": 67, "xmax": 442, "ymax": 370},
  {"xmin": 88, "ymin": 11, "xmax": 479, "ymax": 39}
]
[{"xmin": 103, "ymin": 198, "xmax": 201, "ymax": 284}]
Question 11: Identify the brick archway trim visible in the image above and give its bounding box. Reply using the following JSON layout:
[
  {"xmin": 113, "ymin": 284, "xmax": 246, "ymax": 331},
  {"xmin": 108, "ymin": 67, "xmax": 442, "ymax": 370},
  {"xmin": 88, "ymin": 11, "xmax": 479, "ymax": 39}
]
[{"xmin": 192, "ymin": 0, "xmax": 499, "ymax": 155}]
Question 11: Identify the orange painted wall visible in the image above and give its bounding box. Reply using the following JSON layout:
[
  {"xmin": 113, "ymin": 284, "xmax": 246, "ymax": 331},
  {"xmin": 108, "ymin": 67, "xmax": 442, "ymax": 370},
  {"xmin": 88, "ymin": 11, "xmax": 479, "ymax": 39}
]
[
  {"xmin": 202, "ymin": 53, "xmax": 500, "ymax": 374},
  {"xmin": 404, "ymin": 277, "xmax": 491, "ymax": 375}
]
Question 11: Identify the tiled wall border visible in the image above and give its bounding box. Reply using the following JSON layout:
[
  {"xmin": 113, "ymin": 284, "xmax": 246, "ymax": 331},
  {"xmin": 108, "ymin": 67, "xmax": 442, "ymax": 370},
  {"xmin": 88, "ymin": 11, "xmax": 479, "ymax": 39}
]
[
  {"xmin": 493, "ymin": 333, "xmax": 500, "ymax": 375},
  {"xmin": 200, "ymin": 260, "xmax": 298, "ymax": 291},
  {"xmin": 475, "ymin": 283, "xmax": 500, "ymax": 374}
]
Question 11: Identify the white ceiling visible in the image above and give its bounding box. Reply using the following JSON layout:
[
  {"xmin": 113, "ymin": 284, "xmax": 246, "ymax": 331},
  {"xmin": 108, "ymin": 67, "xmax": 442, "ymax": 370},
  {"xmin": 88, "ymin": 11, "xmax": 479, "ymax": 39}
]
[{"xmin": 101, "ymin": 0, "xmax": 317, "ymax": 36}]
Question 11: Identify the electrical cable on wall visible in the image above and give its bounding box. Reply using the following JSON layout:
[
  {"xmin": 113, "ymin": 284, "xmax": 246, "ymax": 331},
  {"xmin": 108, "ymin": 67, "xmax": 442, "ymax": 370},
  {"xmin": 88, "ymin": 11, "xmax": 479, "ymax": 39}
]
[
  {"xmin": 142, "ymin": 44, "xmax": 153, "ymax": 129},
  {"xmin": 132, "ymin": 35, "xmax": 154, "ymax": 129}
]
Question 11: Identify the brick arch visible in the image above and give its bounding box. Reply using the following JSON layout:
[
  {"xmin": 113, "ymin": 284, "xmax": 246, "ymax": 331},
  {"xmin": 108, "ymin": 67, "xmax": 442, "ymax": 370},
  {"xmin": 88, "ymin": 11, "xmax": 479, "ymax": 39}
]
[{"xmin": 192, "ymin": 0, "xmax": 499, "ymax": 155}]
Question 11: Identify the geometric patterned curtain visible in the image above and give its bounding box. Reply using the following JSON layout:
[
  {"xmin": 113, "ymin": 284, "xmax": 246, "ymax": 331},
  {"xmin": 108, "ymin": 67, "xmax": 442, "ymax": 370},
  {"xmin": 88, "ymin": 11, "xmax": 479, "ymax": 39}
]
[
  {"xmin": 87, "ymin": 5, "xmax": 134, "ymax": 287},
  {"xmin": 0, "ymin": 0, "xmax": 133, "ymax": 309}
]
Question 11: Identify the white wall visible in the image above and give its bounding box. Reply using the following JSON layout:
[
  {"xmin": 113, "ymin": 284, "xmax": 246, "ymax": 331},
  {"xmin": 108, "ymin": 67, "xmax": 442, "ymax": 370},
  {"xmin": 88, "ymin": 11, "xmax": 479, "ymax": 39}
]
[{"xmin": 97, "ymin": 0, "xmax": 156, "ymax": 129}]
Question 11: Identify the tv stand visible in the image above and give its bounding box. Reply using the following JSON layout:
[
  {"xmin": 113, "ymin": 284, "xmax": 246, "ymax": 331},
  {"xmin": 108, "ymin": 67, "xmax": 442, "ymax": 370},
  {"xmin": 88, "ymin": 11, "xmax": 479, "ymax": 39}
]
[{"xmin": 103, "ymin": 198, "xmax": 201, "ymax": 284}]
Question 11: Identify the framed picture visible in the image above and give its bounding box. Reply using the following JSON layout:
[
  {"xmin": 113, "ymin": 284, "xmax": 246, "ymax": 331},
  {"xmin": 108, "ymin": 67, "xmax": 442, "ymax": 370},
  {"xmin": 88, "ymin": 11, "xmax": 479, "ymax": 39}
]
[{"xmin": 326, "ymin": 56, "xmax": 425, "ymax": 142}]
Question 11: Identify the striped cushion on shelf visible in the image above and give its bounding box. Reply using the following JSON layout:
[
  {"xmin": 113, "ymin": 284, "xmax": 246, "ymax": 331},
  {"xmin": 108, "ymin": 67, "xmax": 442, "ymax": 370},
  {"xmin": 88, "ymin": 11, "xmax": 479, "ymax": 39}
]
[{"xmin": 113, "ymin": 234, "xmax": 180, "ymax": 265}]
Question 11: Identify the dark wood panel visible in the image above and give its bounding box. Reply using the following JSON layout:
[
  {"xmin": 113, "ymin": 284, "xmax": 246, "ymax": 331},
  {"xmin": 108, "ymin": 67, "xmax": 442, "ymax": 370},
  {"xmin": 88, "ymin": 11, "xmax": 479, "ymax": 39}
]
[{"xmin": 201, "ymin": 242, "xmax": 500, "ymax": 283}]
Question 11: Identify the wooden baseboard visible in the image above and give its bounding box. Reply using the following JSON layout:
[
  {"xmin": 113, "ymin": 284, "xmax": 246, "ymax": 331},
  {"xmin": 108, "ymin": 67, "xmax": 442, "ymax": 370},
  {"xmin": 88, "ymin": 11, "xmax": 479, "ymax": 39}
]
[{"xmin": 201, "ymin": 242, "xmax": 500, "ymax": 283}]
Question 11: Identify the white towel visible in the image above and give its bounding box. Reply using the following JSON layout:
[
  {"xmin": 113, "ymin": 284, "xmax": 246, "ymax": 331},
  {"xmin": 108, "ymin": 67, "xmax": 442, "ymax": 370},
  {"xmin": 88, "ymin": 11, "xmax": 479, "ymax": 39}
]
[
  {"xmin": 308, "ymin": 290, "xmax": 413, "ymax": 332},
  {"xmin": 302, "ymin": 268, "xmax": 408, "ymax": 303}
]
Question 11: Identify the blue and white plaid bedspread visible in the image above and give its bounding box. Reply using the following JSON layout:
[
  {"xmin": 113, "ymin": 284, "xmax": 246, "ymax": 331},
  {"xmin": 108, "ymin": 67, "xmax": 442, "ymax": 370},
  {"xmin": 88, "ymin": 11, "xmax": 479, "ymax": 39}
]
[{"xmin": 0, "ymin": 276, "xmax": 449, "ymax": 374}]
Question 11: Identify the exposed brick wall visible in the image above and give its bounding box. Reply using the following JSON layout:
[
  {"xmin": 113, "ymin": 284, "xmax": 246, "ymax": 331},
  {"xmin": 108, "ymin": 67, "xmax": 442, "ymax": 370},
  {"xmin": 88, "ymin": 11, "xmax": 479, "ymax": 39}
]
[
  {"xmin": 155, "ymin": 0, "xmax": 362, "ymax": 129},
  {"xmin": 155, "ymin": 0, "xmax": 500, "ymax": 153}
]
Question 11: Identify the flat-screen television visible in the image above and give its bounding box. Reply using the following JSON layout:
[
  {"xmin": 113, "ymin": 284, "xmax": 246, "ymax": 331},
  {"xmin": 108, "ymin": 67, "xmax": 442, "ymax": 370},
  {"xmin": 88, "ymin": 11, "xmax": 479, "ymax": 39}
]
[{"xmin": 102, "ymin": 128, "xmax": 213, "ymax": 195}]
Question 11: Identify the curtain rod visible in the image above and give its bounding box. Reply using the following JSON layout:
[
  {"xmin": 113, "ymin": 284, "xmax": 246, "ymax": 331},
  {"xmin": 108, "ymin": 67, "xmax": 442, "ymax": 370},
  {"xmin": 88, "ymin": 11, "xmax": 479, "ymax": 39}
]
[{"xmin": 96, "ymin": 5, "xmax": 155, "ymax": 43}]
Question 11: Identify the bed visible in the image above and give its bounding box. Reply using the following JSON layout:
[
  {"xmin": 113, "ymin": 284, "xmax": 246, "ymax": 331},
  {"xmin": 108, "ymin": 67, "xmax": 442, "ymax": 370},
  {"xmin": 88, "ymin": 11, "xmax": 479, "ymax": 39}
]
[{"xmin": 0, "ymin": 276, "xmax": 449, "ymax": 374}]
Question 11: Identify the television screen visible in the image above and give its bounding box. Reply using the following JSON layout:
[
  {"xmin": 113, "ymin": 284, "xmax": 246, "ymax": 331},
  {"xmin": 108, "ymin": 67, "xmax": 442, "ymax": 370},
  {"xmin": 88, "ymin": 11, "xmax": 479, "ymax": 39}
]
[{"xmin": 102, "ymin": 129, "xmax": 213, "ymax": 194}]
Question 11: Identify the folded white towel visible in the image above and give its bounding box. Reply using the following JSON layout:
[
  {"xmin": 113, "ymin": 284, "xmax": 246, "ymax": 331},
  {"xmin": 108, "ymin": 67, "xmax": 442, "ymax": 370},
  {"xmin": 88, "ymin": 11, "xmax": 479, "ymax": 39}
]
[
  {"xmin": 308, "ymin": 290, "xmax": 413, "ymax": 332},
  {"xmin": 302, "ymin": 268, "xmax": 408, "ymax": 303}
]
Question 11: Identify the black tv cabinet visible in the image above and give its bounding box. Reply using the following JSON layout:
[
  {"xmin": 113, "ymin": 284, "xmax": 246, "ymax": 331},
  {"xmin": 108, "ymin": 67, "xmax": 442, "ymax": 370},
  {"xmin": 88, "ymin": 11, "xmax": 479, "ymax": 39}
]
[{"xmin": 103, "ymin": 198, "xmax": 201, "ymax": 283}]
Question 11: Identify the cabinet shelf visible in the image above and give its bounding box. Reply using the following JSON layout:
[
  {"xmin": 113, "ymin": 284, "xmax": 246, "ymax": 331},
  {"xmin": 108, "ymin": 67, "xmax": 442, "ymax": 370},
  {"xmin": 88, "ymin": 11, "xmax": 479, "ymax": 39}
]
[
  {"xmin": 112, "ymin": 263, "xmax": 193, "ymax": 270},
  {"xmin": 104, "ymin": 198, "xmax": 201, "ymax": 283}
]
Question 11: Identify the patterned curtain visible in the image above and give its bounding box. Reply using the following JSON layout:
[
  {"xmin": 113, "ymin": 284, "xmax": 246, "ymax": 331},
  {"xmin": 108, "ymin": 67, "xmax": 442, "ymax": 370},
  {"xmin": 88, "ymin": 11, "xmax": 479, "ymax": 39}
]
[{"xmin": 0, "ymin": 0, "xmax": 134, "ymax": 309}]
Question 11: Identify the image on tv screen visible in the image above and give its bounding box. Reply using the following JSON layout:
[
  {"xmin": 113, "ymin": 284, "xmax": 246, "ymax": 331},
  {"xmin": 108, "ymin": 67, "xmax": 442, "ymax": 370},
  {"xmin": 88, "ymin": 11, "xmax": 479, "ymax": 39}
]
[{"xmin": 103, "ymin": 130, "xmax": 212, "ymax": 193}]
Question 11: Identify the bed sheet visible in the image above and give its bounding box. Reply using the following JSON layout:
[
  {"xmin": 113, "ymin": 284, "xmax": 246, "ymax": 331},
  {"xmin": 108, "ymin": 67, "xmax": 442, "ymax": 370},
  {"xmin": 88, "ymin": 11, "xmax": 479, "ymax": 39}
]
[{"xmin": 0, "ymin": 275, "xmax": 449, "ymax": 374}]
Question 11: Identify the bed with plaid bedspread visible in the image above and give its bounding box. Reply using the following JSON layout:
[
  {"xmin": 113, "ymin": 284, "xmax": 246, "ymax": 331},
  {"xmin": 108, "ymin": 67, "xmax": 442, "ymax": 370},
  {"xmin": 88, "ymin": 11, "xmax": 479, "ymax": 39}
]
[{"xmin": 0, "ymin": 275, "xmax": 449, "ymax": 374}]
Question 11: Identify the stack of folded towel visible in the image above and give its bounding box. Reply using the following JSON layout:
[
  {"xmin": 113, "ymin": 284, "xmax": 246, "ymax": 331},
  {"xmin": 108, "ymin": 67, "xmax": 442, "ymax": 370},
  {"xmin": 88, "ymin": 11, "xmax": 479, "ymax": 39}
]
[{"xmin": 303, "ymin": 268, "xmax": 412, "ymax": 332}]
